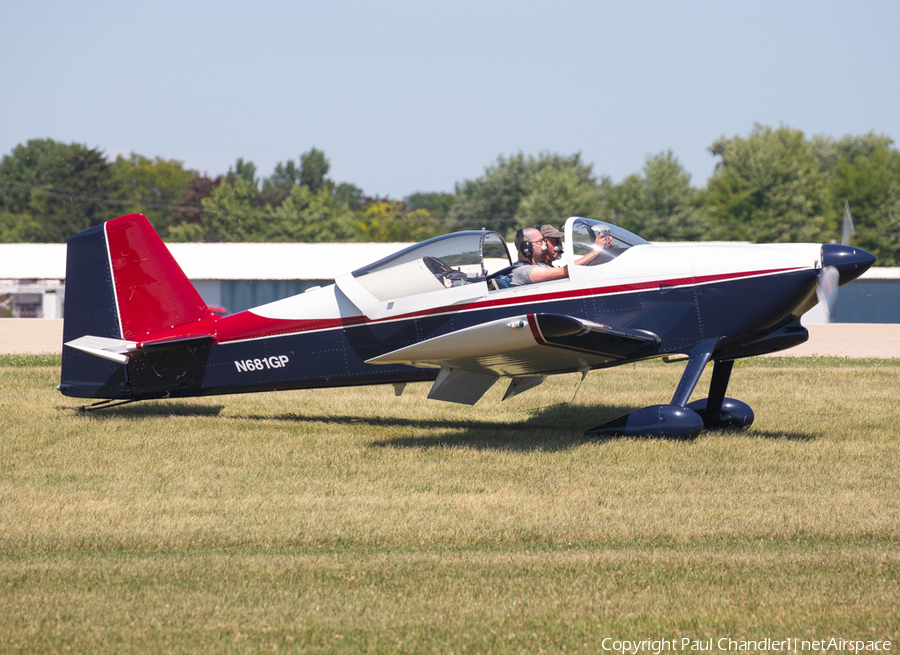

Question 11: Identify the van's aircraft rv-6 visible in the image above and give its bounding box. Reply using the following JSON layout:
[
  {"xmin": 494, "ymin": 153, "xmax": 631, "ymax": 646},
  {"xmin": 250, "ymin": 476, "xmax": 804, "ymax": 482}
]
[{"xmin": 58, "ymin": 214, "xmax": 875, "ymax": 439}]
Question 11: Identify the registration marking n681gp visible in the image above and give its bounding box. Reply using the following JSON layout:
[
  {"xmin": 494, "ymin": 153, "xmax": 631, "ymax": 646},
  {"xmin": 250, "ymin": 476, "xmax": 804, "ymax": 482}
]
[{"xmin": 234, "ymin": 355, "xmax": 290, "ymax": 372}]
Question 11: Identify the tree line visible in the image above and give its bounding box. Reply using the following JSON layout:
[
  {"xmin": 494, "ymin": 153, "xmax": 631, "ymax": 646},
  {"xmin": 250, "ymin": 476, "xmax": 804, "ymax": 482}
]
[{"xmin": 1, "ymin": 124, "xmax": 898, "ymax": 265}]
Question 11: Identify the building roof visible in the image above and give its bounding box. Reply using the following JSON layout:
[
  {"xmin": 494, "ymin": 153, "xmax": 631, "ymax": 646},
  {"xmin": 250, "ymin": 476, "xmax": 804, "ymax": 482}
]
[
  {"xmin": 0, "ymin": 242, "xmax": 414, "ymax": 281},
  {"xmin": 0, "ymin": 244, "xmax": 67, "ymax": 279}
]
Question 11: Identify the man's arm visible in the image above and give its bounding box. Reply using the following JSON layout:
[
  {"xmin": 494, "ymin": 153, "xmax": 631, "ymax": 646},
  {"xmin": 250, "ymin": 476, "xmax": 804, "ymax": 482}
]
[
  {"xmin": 530, "ymin": 264, "xmax": 568, "ymax": 283},
  {"xmin": 574, "ymin": 233, "xmax": 615, "ymax": 266}
]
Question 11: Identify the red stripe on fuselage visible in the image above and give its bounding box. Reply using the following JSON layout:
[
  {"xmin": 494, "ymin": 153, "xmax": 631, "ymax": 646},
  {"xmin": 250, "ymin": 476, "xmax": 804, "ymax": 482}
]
[
  {"xmin": 214, "ymin": 311, "xmax": 362, "ymax": 342},
  {"xmin": 527, "ymin": 313, "xmax": 547, "ymax": 345},
  {"xmin": 212, "ymin": 266, "xmax": 805, "ymax": 344}
]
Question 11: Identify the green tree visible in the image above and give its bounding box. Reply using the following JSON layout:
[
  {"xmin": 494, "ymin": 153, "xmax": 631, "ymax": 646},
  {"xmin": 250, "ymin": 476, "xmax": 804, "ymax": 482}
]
[
  {"xmin": 355, "ymin": 201, "xmax": 442, "ymax": 242},
  {"xmin": 168, "ymin": 149, "xmax": 367, "ymax": 242},
  {"xmin": 111, "ymin": 153, "xmax": 194, "ymax": 235},
  {"xmin": 169, "ymin": 174, "xmax": 221, "ymax": 232},
  {"xmin": 173, "ymin": 176, "xmax": 268, "ymax": 242},
  {"xmin": 448, "ymin": 152, "xmax": 598, "ymax": 236},
  {"xmin": 0, "ymin": 209, "xmax": 43, "ymax": 242},
  {"xmin": 166, "ymin": 159, "xmax": 268, "ymax": 242},
  {"xmin": 262, "ymin": 150, "xmax": 362, "ymax": 212},
  {"xmin": 515, "ymin": 167, "xmax": 605, "ymax": 230},
  {"xmin": 830, "ymin": 143, "xmax": 900, "ymax": 265},
  {"xmin": 333, "ymin": 182, "xmax": 364, "ymax": 211},
  {"xmin": 268, "ymin": 184, "xmax": 357, "ymax": 242},
  {"xmin": 606, "ymin": 151, "xmax": 712, "ymax": 241},
  {"xmin": 267, "ymin": 160, "xmax": 301, "ymax": 192},
  {"xmin": 229, "ymin": 158, "xmax": 258, "ymax": 188},
  {"xmin": 300, "ymin": 148, "xmax": 329, "ymax": 193},
  {"xmin": 261, "ymin": 160, "xmax": 301, "ymax": 205},
  {"xmin": 0, "ymin": 139, "xmax": 120, "ymax": 242},
  {"xmin": 706, "ymin": 124, "xmax": 833, "ymax": 242},
  {"xmin": 404, "ymin": 191, "xmax": 455, "ymax": 225},
  {"xmin": 811, "ymin": 131, "xmax": 895, "ymax": 177}
]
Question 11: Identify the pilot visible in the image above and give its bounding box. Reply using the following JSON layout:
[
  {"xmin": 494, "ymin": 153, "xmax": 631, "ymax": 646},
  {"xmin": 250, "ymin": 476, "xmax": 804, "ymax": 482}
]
[
  {"xmin": 535, "ymin": 223, "xmax": 615, "ymax": 267},
  {"xmin": 509, "ymin": 227, "xmax": 569, "ymax": 286}
]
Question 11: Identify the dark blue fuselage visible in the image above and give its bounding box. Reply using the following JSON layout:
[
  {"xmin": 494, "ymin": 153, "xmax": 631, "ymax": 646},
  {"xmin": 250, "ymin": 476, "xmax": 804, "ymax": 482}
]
[{"xmin": 116, "ymin": 268, "xmax": 818, "ymax": 401}]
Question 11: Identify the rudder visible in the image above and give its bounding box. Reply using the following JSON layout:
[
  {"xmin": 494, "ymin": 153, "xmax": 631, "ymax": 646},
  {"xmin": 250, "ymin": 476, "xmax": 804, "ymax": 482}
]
[{"xmin": 105, "ymin": 214, "xmax": 210, "ymax": 339}]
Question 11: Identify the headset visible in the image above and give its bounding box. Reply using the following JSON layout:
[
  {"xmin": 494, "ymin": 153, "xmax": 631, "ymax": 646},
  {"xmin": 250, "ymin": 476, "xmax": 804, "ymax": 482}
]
[
  {"xmin": 515, "ymin": 229, "xmax": 534, "ymax": 259},
  {"xmin": 516, "ymin": 228, "xmax": 549, "ymax": 260}
]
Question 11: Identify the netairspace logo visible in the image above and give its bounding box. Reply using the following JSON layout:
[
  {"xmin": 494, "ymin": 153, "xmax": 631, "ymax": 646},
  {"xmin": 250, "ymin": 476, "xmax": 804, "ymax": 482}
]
[{"xmin": 600, "ymin": 638, "xmax": 892, "ymax": 654}]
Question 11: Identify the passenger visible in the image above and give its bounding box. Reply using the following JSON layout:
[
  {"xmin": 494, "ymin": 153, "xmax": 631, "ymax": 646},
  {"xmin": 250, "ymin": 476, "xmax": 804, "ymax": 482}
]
[
  {"xmin": 509, "ymin": 227, "xmax": 569, "ymax": 286},
  {"xmin": 535, "ymin": 223, "xmax": 615, "ymax": 266},
  {"xmin": 537, "ymin": 224, "xmax": 566, "ymax": 262}
]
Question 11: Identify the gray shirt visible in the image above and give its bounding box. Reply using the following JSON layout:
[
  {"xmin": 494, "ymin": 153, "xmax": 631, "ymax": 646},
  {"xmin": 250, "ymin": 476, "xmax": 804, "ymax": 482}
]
[{"xmin": 509, "ymin": 261, "xmax": 552, "ymax": 286}]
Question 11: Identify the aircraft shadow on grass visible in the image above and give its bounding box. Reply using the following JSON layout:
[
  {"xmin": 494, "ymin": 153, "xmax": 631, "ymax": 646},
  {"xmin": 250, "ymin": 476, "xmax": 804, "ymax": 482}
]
[
  {"xmin": 737, "ymin": 429, "xmax": 816, "ymax": 442},
  {"xmin": 61, "ymin": 401, "xmax": 815, "ymax": 448},
  {"xmin": 239, "ymin": 403, "xmax": 817, "ymax": 451},
  {"xmin": 60, "ymin": 402, "xmax": 226, "ymax": 418}
]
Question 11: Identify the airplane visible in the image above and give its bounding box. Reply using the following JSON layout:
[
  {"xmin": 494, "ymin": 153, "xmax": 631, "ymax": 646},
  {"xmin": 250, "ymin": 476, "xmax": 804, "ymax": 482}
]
[{"xmin": 58, "ymin": 213, "xmax": 875, "ymax": 439}]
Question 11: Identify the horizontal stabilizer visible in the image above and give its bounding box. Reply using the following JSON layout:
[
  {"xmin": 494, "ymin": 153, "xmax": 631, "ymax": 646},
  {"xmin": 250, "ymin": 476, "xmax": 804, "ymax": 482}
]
[
  {"xmin": 64, "ymin": 336, "xmax": 138, "ymax": 364},
  {"xmin": 65, "ymin": 332, "xmax": 217, "ymax": 363},
  {"xmin": 367, "ymin": 313, "xmax": 659, "ymax": 377}
]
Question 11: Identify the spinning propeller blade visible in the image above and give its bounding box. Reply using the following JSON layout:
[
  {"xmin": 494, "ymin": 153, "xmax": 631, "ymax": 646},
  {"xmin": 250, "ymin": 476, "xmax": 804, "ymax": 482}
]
[
  {"xmin": 841, "ymin": 201, "xmax": 855, "ymax": 246},
  {"xmin": 816, "ymin": 266, "xmax": 840, "ymax": 323}
]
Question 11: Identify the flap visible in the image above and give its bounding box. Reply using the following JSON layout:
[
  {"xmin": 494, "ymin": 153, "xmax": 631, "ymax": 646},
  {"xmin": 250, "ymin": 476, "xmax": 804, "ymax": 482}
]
[
  {"xmin": 427, "ymin": 368, "xmax": 498, "ymax": 405},
  {"xmin": 367, "ymin": 313, "xmax": 660, "ymax": 377}
]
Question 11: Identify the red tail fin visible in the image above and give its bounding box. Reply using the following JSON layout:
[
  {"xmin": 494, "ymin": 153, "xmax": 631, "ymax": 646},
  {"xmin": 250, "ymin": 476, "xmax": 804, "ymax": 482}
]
[{"xmin": 105, "ymin": 214, "xmax": 212, "ymax": 339}]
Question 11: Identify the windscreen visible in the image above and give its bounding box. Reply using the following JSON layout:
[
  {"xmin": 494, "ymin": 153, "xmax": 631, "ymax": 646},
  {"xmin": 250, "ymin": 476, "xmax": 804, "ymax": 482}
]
[
  {"xmin": 571, "ymin": 218, "xmax": 648, "ymax": 266},
  {"xmin": 350, "ymin": 231, "xmax": 511, "ymax": 300}
]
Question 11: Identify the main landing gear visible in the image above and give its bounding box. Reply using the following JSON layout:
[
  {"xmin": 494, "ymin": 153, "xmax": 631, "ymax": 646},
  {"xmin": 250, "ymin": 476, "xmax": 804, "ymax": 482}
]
[{"xmin": 585, "ymin": 339, "xmax": 754, "ymax": 440}]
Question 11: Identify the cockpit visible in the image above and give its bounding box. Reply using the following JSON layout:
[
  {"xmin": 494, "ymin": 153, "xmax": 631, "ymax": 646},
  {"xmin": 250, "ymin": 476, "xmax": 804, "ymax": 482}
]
[
  {"xmin": 337, "ymin": 217, "xmax": 649, "ymax": 319},
  {"xmin": 350, "ymin": 218, "xmax": 649, "ymax": 296}
]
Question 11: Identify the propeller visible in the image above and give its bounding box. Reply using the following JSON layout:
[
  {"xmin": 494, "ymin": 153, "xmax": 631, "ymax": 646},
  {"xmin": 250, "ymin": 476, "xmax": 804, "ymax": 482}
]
[
  {"xmin": 816, "ymin": 203, "xmax": 856, "ymax": 322},
  {"xmin": 841, "ymin": 201, "xmax": 855, "ymax": 246},
  {"xmin": 814, "ymin": 202, "xmax": 856, "ymax": 322},
  {"xmin": 816, "ymin": 266, "xmax": 840, "ymax": 322}
]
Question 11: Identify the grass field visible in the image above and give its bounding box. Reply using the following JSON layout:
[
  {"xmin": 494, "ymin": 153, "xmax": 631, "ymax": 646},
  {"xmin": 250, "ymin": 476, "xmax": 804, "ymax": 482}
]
[{"xmin": 1, "ymin": 355, "xmax": 898, "ymax": 653}]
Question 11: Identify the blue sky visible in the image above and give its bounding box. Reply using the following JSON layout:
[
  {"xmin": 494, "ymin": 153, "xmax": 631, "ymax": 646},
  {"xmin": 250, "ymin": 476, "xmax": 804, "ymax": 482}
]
[{"xmin": 2, "ymin": 0, "xmax": 898, "ymax": 198}]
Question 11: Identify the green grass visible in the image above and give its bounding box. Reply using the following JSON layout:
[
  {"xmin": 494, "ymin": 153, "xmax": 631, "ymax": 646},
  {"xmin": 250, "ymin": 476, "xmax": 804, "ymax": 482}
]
[
  {"xmin": 0, "ymin": 353, "xmax": 60, "ymax": 367},
  {"xmin": 1, "ymin": 357, "xmax": 898, "ymax": 653}
]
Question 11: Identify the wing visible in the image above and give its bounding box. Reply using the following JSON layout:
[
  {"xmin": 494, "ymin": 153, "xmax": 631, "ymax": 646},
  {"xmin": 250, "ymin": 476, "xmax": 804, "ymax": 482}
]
[{"xmin": 366, "ymin": 313, "xmax": 660, "ymax": 404}]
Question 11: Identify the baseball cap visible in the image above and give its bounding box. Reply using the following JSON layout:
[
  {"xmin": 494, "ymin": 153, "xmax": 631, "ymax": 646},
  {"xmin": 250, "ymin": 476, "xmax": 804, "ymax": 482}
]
[{"xmin": 537, "ymin": 224, "xmax": 564, "ymax": 238}]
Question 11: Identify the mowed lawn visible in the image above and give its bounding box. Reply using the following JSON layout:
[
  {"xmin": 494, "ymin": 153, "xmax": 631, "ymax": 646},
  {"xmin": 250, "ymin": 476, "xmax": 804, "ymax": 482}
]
[{"xmin": 1, "ymin": 355, "xmax": 898, "ymax": 653}]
